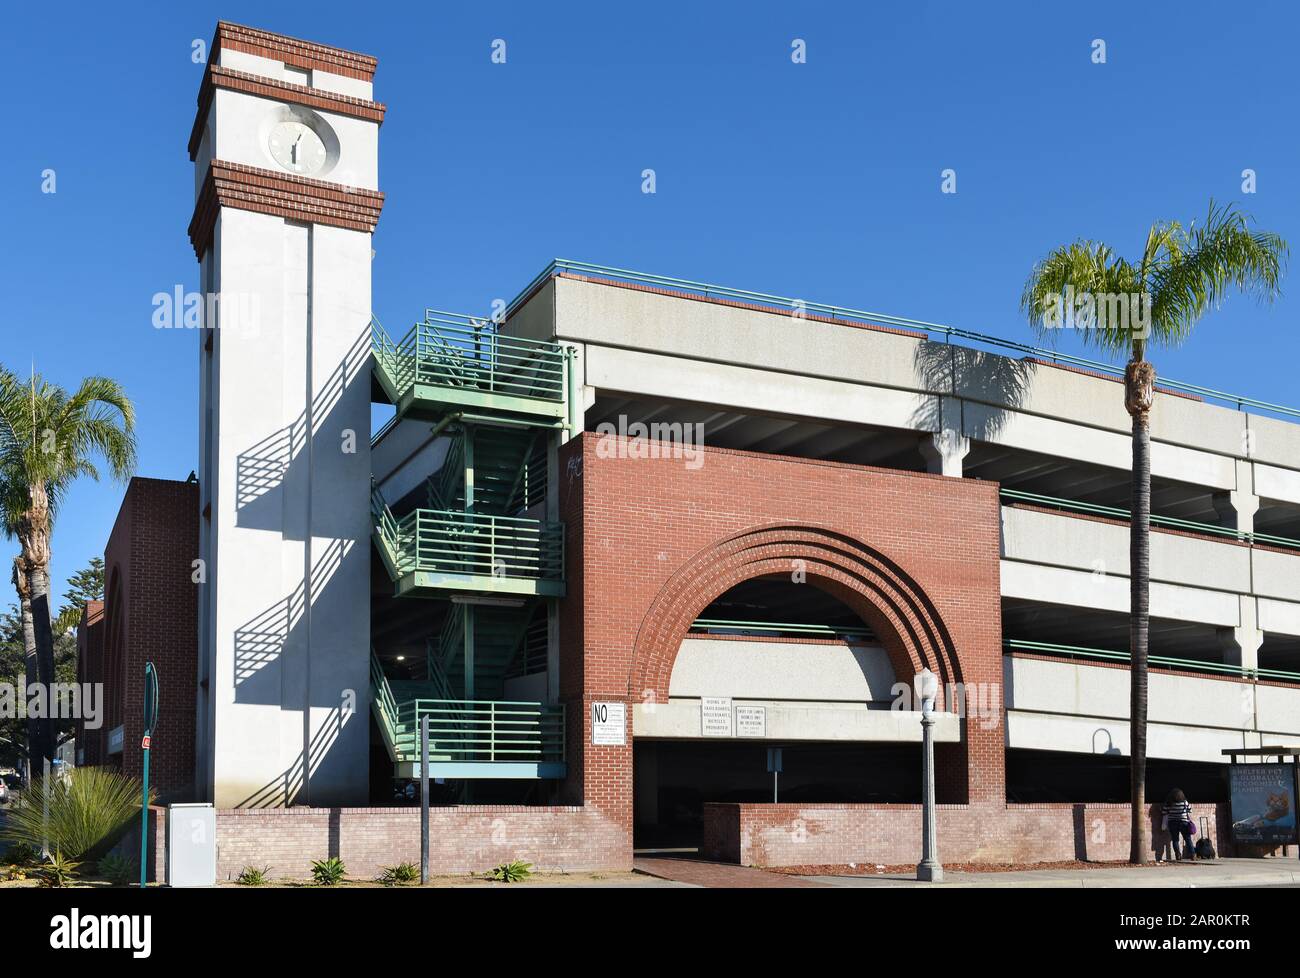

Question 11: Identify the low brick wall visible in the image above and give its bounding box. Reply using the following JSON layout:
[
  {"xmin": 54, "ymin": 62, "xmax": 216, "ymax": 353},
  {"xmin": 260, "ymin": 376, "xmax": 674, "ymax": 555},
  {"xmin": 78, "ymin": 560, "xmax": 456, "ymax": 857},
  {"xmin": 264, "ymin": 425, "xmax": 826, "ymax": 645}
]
[
  {"xmin": 215, "ymin": 805, "xmax": 629, "ymax": 880},
  {"xmin": 702, "ymin": 802, "xmax": 1230, "ymax": 867}
]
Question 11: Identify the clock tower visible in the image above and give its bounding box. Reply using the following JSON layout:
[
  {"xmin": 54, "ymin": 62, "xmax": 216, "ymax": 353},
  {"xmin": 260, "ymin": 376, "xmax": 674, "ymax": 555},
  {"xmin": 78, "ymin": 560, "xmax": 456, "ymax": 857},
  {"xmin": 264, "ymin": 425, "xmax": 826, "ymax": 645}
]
[{"xmin": 188, "ymin": 23, "xmax": 384, "ymax": 807}]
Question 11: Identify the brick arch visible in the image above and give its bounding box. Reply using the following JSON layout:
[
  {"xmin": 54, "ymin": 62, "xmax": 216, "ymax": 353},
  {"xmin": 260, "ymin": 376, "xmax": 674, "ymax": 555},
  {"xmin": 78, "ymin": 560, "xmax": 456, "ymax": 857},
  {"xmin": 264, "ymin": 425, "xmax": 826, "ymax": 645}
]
[{"xmin": 627, "ymin": 524, "xmax": 964, "ymax": 705}]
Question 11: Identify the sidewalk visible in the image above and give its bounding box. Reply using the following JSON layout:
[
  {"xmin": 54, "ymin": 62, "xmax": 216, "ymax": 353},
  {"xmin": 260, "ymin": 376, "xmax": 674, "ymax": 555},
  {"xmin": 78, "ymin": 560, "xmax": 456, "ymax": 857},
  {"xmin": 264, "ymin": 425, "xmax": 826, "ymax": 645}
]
[
  {"xmin": 634, "ymin": 856, "xmax": 831, "ymax": 887},
  {"xmin": 800, "ymin": 857, "xmax": 1300, "ymax": 888}
]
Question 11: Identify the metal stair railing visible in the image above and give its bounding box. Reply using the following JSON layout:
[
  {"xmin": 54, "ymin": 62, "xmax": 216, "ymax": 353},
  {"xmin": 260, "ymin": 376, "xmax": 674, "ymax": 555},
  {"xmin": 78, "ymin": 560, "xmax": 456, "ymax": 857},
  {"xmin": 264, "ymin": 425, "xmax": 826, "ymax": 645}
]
[
  {"xmin": 407, "ymin": 508, "xmax": 564, "ymax": 580},
  {"xmin": 425, "ymin": 640, "xmax": 461, "ymax": 702},
  {"xmin": 413, "ymin": 311, "xmax": 566, "ymax": 403},
  {"xmin": 370, "ymin": 484, "xmax": 411, "ymax": 574},
  {"xmin": 392, "ymin": 699, "xmax": 565, "ymax": 764},
  {"xmin": 369, "ymin": 650, "xmax": 402, "ymax": 758},
  {"xmin": 427, "ymin": 434, "xmax": 466, "ymax": 511},
  {"xmin": 504, "ymin": 610, "xmax": 550, "ymax": 679}
]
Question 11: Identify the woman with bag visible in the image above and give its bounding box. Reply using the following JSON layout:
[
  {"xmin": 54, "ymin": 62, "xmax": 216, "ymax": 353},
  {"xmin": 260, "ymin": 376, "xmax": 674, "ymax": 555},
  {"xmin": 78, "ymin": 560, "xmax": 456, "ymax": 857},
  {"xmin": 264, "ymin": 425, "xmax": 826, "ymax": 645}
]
[{"xmin": 1162, "ymin": 788, "xmax": 1196, "ymax": 861}]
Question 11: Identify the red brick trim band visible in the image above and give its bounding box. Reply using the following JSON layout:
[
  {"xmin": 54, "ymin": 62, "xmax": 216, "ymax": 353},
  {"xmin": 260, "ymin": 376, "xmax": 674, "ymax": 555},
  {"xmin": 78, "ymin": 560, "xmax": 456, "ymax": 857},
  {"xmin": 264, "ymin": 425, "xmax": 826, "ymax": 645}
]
[
  {"xmin": 189, "ymin": 64, "xmax": 386, "ymax": 161},
  {"xmin": 212, "ymin": 21, "xmax": 377, "ymax": 81},
  {"xmin": 188, "ymin": 160, "xmax": 385, "ymax": 258}
]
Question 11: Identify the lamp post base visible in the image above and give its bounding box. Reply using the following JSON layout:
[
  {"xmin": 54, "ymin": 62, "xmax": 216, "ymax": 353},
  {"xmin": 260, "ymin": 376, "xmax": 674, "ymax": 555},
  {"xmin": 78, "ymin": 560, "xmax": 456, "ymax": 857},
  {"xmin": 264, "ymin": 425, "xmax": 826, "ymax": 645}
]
[{"xmin": 916, "ymin": 860, "xmax": 944, "ymax": 883}]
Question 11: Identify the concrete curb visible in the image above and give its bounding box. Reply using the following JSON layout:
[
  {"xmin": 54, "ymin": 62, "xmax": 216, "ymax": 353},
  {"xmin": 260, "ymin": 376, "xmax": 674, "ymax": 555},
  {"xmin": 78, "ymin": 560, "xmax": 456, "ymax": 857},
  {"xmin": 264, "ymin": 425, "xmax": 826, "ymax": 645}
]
[{"xmin": 802, "ymin": 862, "xmax": 1300, "ymax": 889}]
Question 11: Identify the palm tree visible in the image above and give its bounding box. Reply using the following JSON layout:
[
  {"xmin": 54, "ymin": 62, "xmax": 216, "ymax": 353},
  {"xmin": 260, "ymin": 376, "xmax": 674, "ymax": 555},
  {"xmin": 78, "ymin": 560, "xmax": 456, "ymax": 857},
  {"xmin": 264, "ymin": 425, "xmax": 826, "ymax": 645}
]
[
  {"xmin": 0, "ymin": 366, "xmax": 136, "ymax": 766},
  {"xmin": 1021, "ymin": 201, "xmax": 1287, "ymax": 863},
  {"xmin": 1, "ymin": 476, "xmax": 38, "ymax": 781}
]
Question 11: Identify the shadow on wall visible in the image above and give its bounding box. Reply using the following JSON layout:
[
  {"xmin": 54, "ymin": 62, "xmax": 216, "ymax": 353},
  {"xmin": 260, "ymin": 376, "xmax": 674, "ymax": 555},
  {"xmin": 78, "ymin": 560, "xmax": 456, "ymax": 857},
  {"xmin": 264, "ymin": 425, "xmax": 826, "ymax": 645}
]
[
  {"xmin": 234, "ymin": 326, "xmax": 371, "ymax": 538},
  {"xmin": 911, "ymin": 340, "xmax": 1037, "ymax": 442},
  {"xmin": 1069, "ymin": 803, "xmax": 1226, "ymax": 862},
  {"xmin": 235, "ymin": 702, "xmax": 351, "ymax": 809},
  {"xmin": 232, "ymin": 537, "xmax": 350, "ymax": 695}
]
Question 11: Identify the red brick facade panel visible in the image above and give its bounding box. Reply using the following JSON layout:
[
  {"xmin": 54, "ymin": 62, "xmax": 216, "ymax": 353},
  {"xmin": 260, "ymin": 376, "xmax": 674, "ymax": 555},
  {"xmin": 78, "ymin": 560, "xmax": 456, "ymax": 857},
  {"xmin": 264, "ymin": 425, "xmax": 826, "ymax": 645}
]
[
  {"xmin": 101, "ymin": 478, "xmax": 199, "ymax": 800},
  {"xmin": 702, "ymin": 802, "xmax": 1230, "ymax": 867},
  {"xmin": 559, "ymin": 433, "xmax": 1006, "ymax": 839},
  {"xmin": 215, "ymin": 805, "xmax": 630, "ymax": 879}
]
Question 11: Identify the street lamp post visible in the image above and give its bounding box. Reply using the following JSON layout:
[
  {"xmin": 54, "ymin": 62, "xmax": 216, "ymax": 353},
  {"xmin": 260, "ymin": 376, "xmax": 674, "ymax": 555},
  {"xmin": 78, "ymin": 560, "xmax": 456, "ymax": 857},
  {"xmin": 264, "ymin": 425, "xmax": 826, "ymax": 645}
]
[{"xmin": 915, "ymin": 668, "xmax": 943, "ymax": 883}]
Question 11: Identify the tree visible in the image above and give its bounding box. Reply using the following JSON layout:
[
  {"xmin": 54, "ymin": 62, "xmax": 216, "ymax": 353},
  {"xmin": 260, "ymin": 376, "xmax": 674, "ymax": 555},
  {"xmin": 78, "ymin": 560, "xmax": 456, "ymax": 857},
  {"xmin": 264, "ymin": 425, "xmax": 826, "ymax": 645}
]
[
  {"xmin": 54, "ymin": 556, "xmax": 104, "ymax": 636},
  {"xmin": 0, "ymin": 367, "xmax": 135, "ymax": 767},
  {"xmin": 1021, "ymin": 201, "xmax": 1287, "ymax": 863}
]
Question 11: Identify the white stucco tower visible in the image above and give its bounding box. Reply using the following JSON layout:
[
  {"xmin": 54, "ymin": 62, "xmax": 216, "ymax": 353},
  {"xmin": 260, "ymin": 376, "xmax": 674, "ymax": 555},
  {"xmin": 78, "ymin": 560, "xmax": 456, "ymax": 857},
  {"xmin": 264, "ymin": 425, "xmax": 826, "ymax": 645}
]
[{"xmin": 189, "ymin": 23, "xmax": 383, "ymax": 807}]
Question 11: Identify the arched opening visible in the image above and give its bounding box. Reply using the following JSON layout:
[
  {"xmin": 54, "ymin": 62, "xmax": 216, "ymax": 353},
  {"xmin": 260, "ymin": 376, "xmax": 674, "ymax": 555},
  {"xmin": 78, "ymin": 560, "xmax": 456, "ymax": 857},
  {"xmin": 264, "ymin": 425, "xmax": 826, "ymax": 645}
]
[{"xmin": 633, "ymin": 574, "xmax": 927, "ymax": 850}]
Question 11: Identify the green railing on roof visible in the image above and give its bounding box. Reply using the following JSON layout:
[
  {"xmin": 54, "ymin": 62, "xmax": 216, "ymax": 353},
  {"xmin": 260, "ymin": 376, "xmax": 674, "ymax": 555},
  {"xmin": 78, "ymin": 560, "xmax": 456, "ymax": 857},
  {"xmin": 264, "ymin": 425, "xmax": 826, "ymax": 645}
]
[
  {"xmin": 372, "ymin": 310, "xmax": 565, "ymax": 405},
  {"xmin": 390, "ymin": 699, "xmax": 565, "ymax": 765},
  {"xmin": 1004, "ymin": 638, "xmax": 1300, "ymax": 683},
  {"xmin": 1000, "ymin": 488, "xmax": 1300, "ymax": 553},
  {"xmin": 690, "ymin": 618, "xmax": 872, "ymax": 640},
  {"xmin": 502, "ymin": 259, "xmax": 1300, "ymax": 423}
]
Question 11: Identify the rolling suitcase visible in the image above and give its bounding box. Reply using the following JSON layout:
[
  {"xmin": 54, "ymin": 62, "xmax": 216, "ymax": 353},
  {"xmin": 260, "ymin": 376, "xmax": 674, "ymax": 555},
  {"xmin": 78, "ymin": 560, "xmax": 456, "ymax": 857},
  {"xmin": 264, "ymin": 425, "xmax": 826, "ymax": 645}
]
[{"xmin": 1194, "ymin": 817, "xmax": 1216, "ymax": 860}]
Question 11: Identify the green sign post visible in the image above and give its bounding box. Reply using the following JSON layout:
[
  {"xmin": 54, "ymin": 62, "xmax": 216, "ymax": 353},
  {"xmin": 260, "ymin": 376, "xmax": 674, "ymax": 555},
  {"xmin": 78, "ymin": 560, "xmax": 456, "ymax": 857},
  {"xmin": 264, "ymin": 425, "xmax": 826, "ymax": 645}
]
[{"xmin": 139, "ymin": 662, "xmax": 159, "ymax": 888}]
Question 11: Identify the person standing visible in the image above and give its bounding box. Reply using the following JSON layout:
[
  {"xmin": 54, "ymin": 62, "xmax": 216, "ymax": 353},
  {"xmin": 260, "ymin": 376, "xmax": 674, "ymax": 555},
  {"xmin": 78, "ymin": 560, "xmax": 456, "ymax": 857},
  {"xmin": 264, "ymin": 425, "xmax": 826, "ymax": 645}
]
[{"xmin": 1163, "ymin": 788, "xmax": 1195, "ymax": 861}]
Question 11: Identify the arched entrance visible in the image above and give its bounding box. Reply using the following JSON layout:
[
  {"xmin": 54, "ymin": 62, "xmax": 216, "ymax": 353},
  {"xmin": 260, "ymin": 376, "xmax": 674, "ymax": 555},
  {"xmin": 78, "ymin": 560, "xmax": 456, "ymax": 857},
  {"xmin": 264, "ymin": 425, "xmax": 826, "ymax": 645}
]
[
  {"xmin": 628, "ymin": 524, "xmax": 964, "ymax": 702},
  {"xmin": 625, "ymin": 524, "xmax": 969, "ymax": 849}
]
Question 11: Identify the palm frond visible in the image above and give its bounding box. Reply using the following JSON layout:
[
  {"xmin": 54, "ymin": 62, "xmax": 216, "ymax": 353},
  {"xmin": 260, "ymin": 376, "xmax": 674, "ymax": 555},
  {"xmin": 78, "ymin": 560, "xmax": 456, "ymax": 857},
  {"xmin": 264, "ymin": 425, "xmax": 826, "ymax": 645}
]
[
  {"xmin": 1020, "ymin": 240, "xmax": 1142, "ymax": 357},
  {"xmin": 1147, "ymin": 200, "xmax": 1289, "ymax": 349}
]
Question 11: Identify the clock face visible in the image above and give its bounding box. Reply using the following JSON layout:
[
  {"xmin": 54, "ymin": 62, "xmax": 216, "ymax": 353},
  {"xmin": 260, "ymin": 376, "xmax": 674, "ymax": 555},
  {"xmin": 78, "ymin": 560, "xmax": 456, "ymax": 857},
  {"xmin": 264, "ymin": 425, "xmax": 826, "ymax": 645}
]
[{"xmin": 268, "ymin": 121, "xmax": 327, "ymax": 176}]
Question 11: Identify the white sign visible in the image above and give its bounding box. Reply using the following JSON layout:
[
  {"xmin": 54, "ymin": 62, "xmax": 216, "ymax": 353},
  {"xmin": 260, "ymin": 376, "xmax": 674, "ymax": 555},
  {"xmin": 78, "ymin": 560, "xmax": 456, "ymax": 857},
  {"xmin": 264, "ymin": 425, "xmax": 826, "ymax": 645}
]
[
  {"xmin": 736, "ymin": 705, "xmax": 767, "ymax": 738},
  {"xmin": 591, "ymin": 702, "xmax": 626, "ymax": 746},
  {"xmin": 701, "ymin": 696, "xmax": 733, "ymax": 737}
]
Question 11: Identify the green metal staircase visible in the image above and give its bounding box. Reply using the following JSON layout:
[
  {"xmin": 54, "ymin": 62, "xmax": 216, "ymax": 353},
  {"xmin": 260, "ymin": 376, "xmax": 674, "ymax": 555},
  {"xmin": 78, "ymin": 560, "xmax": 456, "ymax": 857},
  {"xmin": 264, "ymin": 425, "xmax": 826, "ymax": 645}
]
[
  {"xmin": 370, "ymin": 650, "xmax": 564, "ymax": 780},
  {"xmin": 431, "ymin": 602, "xmax": 545, "ymax": 701},
  {"xmin": 427, "ymin": 426, "xmax": 545, "ymax": 516},
  {"xmin": 369, "ymin": 305, "xmax": 569, "ymax": 783},
  {"xmin": 371, "ymin": 311, "xmax": 568, "ymax": 424}
]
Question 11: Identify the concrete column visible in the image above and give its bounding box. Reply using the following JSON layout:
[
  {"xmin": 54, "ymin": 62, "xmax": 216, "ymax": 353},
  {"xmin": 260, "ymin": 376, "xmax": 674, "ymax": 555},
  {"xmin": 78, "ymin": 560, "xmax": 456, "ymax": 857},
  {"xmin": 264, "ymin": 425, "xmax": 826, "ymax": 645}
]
[
  {"xmin": 1218, "ymin": 595, "xmax": 1263, "ymax": 672},
  {"xmin": 1214, "ymin": 459, "xmax": 1259, "ymax": 534},
  {"xmin": 1214, "ymin": 491, "xmax": 1259, "ymax": 535},
  {"xmin": 920, "ymin": 428, "xmax": 970, "ymax": 478}
]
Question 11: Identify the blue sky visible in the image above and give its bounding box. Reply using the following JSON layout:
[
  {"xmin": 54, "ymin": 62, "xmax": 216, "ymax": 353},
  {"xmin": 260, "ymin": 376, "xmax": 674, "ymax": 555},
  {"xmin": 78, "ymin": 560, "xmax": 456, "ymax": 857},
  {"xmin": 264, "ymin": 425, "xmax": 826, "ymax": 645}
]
[{"xmin": 2, "ymin": 0, "xmax": 1298, "ymax": 601}]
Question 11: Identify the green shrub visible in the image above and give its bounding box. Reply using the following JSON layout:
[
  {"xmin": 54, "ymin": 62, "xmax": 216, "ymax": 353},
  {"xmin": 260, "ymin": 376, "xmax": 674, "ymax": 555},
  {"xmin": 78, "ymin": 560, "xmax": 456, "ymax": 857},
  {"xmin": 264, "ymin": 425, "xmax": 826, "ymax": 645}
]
[
  {"xmin": 0, "ymin": 768, "xmax": 149, "ymax": 860},
  {"xmin": 3, "ymin": 842, "xmax": 39, "ymax": 866},
  {"xmin": 310, "ymin": 857, "xmax": 346, "ymax": 886},
  {"xmin": 236, "ymin": 865, "xmax": 270, "ymax": 886},
  {"xmin": 37, "ymin": 851, "xmax": 80, "ymax": 888},
  {"xmin": 96, "ymin": 852, "xmax": 137, "ymax": 886},
  {"xmin": 489, "ymin": 860, "xmax": 533, "ymax": 883},
  {"xmin": 379, "ymin": 861, "xmax": 419, "ymax": 886}
]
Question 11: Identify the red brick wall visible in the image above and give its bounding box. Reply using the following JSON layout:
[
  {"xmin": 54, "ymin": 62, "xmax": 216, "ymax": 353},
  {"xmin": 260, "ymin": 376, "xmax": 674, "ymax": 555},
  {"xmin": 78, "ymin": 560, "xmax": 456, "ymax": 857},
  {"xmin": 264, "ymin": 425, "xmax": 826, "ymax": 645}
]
[
  {"xmin": 215, "ymin": 805, "xmax": 627, "ymax": 879},
  {"xmin": 702, "ymin": 802, "xmax": 1231, "ymax": 866},
  {"xmin": 75, "ymin": 602, "xmax": 105, "ymax": 766},
  {"xmin": 558, "ymin": 432, "xmax": 1005, "ymax": 851},
  {"xmin": 102, "ymin": 478, "xmax": 200, "ymax": 800}
]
